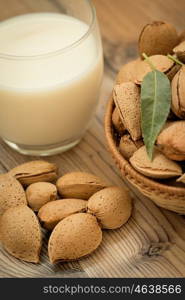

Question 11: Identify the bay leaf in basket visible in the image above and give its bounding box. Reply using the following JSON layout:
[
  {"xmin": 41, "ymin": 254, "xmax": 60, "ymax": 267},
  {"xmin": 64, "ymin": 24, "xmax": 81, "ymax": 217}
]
[{"xmin": 141, "ymin": 55, "xmax": 171, "ymax": 160}]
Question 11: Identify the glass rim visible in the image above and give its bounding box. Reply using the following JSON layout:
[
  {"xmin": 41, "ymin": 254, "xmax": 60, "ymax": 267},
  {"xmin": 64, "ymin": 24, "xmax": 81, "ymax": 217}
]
[{"xmin": 0, "ymin": 0, "xmax": 96, "ymax": 60}]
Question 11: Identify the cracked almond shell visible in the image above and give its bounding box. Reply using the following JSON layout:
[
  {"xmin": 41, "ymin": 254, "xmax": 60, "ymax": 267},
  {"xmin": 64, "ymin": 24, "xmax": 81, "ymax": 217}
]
[
  {"xmin": 157, "ymin": 121, "xmax": 185, "ymax": 161},
  {"xmin": 87, "ymin": 187, "xmax": 132, "ymax": 229},
  {"xmin": 171, "ymin": 66, "xmax": 185, "ymax": 118},
  {"xmin": 8, "ymin": 160, "xmax": 58, "ymax": 186},
  {"xmin": 130, "ymin": 146, "xmax": 182, "ymax": 179},
  {"xmin": 113, "ymin": 82, "xmax": 141, "ymax": 141},
  {"xmin": 38, "ymin": 199, "xmax": 87, "ymax": 230},
  {"xmin": 112, "ymin": 107, "xmax": 125, "ymax": 133},
  {"xmin": 135, "ymin": 55, "xmax": 175, "ymax": 84},
  {"xmin": 139, "ymin": 21, "xmax": 179, "ymax": 57},
  {"xmin": 116, "ymin": 59, "xmax": 140, "ymax": 84},
  {"xmin": 0, "ymin": 174, "xmax": 27, "ymax": 217},
  {"xmin": 173, "ymin": 41, "xmax": 185, "ymax": 63},
  {"xmin": 119, "ymin": 134, "xmax": 143, "ymax": 160},
  {"xmin": 0, "ymin": 205, "xmax": 42, "ymax": 263},
  {"xmin": 48, "ymin": 213, "xmax": 102, "ymax": 263},
  {"xmin": 56, "ymin": 172, "xmax": 108, "ymax": 200},
  {"xmin": 26, "ymin": 182, "xmax": 57, "ymax": 212}
]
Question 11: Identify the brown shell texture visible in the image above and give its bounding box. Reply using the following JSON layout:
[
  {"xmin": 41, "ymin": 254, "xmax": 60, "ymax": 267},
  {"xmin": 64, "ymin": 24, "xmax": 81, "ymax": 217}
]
[
  {"xmin": 157, "ymin": 121, "xmax": 185, "ymax": 161},
  {"xmin": 38, "ymin": 199, "xmax": 87, "ymax": 230},
  {"xmin": 0, "ymin": 205, "xmax": 42, "ymax": 263},
  {"xmin": 119, "ymin": 135, "xmax": 143, "ymax": 160},
  {"xmin": 113, "ymin": 82, "xmax": 141, "ymax": 141},
  {"xmin": 87, "ymin": 187, "xmax": 132, "ymax": 229},
  {"xmin": 173, "ymin": 41, "xmax": 185, "ymax": 63},
  {"xmin": 48, "ymin": 213, "xmax": 102, "ymax": 263},
  {"xmin": 116, "ymin": 59, "xmax": 140, "ymax": 84},
  {"xmin": 171, "ymin": 66, "xmax": 185, "ymax": 118},
  {"xmin": 112, "ymin": 107, "xmax": 125, "ymax": 133},
  {"xmin": 135, "ymin": 55, "xmax": 174, "ymax": 84},
  {"xmin": 130, "ymin": 146, "xmax": 182, "ymax": 179},
  {"xmin": 0, "ymin": 174, "xmax": 27, "ymax": 217},
  {"xmin": 56, "ymin": 172, "xmax": 108, "ymax": 200},
  {"xmin": 139, "ymin": 21, "xmax": 179, "ymax": 57},
  {"xmin": 26, "ymin": 182, "xmax": 57, "ymax": 211},
  {"xmin": 8, "ymin": 160, "xmax": 58, "ymax": 185}
]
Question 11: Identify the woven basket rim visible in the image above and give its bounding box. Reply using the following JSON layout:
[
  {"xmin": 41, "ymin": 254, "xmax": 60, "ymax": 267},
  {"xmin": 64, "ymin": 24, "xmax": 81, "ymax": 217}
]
[{"xmin": 104, "ymin": 96, "xmax": 185, "ymax": 196}]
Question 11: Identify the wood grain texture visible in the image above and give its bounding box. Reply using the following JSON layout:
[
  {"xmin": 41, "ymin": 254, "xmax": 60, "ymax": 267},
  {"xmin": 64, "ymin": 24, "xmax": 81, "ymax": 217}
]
[{"xmin": 0, "ymin": 0, "xmax": 185, "ymax": 278}]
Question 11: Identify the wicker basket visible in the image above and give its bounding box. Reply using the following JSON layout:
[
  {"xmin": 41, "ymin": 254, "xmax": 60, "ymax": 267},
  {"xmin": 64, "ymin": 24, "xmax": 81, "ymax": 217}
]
[{"xmin": 105, "ymin": 97, "xmax": 185, "ymax": 214}]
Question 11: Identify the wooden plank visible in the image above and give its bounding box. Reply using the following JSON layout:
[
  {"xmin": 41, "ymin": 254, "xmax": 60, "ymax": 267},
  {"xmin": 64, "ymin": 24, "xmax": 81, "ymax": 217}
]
[{"xmin": 0, "ymin": 0, "xmax": 185, "ymax": 278}]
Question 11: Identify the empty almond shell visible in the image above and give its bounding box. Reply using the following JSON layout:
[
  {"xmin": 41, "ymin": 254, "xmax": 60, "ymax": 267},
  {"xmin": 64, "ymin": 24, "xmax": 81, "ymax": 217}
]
[
  {"xmin": 138, "ymin": 21, "xmax": 179, "ymax": 57},
  {"xmin": 38, "ymin": 199, "xmax": 87, "ymax": 230},
  {"xmin": 8, "ymin": 160, "xmax": 58, "ymax": 186},
  {"xmin": 0, "ymin": 174, "xmax": 27, "ymax": 217},
  {"xmin": 157, "ymin": 121, "xmax": 185, "ymax": 161},
  {"xmin": 26, "ymin": 182, "xmax": 57, "ymax": 212},
  {"xmin": 0, "ymin": 205, "xmax": 42, "ymax": 263},
  {"xmin": 113, "ymin": 82, "xmax": 141, "ymax": 141},
  {"xmin": 130, "ymin": 146, "xmax": 182, "ymax": 179},
  {"xmin": 56, "ymin": 172, "xmax": 108, "ymax": 200},
  {"xmin": 87, "ymin": 187, "xmax": 132, "ymax": 229},
  {"xmin": 48, "ymin": 213, "xmax": 102, "ymax": 263}
]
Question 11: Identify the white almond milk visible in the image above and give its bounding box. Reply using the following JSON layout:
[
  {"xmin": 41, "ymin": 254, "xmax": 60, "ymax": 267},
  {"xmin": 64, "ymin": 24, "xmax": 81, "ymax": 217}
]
[{"xmin": 0, "ymin": 13, "xmax": 103, "ymax": 146}]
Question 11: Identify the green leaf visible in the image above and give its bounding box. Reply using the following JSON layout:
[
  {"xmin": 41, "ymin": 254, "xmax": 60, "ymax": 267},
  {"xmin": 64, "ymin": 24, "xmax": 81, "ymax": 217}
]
[{"xmin": 141, "ymin": 70, "xmax": 171, "ymax": 160}]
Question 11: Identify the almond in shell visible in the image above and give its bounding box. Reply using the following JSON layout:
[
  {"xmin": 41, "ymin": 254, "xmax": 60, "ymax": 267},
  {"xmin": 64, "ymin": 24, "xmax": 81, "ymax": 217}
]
[
  {"xmin": 135, "ymin": 55, "xmax": 175, "ymax": 85},
  {"xmin": 173, "ymin": 41, "xmax": 185, "ymax": 63},
  {"xmin": 9, "ymin": 160, "xmax": 58, "ymax": 186},
  {"xmin": 130, "ymin": 146, "xmax": 182, "ymax": 179},
  {"xmin": 116, "ymin": 59, "xmax": 140, "ymax": 84},
  {"xmin": 26, "ymin": 182, "xmax": 57, "ymax": 212},
  {"xmin": 56, "ymin": 172, "xmax": 108, "ymax": 200},
  {"xmin": 119, "ymin": 134, "xmax": 143, "ymax": 160},
  {"xmin": 38, "ymin": 199, "xmax": 87, "ymax": 230},
  {"xmin": 0, "ymin": 205, "xmax": 42, "ymax": 263},
  {"xmin": 157, "ymin": 121, "xmax": 185, "ymax": 161},
  {"xmin": 113, "ymin": 82, "xmax": 141, "ymax": 141},
  {"xmin": 0, "ymin": 174, "xmax": 27, "ymax": 217},
  {"xmin": 87, "ymin": 187, "xmax": 132, "ymax": 229},
  {"xmin": 171, "ymin": 66, "xmax": 185, "ymax": 118},
  {"xmin": 138, "ymin": 21, "xmax": 179, "ymax": 57},
  {"xmin": 48, "ymin": 213, "xmax": 102, "ymax": 263},
  {"xmin": 112, "ymin": 107, "xmax": 125, "ymax": 134}
]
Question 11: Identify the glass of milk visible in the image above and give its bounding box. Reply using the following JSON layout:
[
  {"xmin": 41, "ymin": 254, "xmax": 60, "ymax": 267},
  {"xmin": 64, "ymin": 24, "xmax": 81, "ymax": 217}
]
[{"xmin": 0, "ymin": 0, "xmax": 103, "ymax": 156}]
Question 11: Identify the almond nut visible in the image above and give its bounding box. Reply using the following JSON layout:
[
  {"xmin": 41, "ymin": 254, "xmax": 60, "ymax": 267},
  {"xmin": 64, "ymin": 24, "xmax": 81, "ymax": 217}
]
[
  {"xmin": 179, "ymin": 30, "xmax": 185, "ymax": 43},
  {"xmin": 0, "ymin": 174, "xmax": 27, "ymax": 217},
  {"xmin": 9, "ymin": 160, "xmax": 58, "ymax": 186},
  {"xmin": 87, "ymin": 187, "xmax": 132, "ymax": 229},
  {"xmin": 130, "ymin": 146, "xmax": 182, "ymax": 179},
  {"xmin": 119, "ymin": 134, "xmax": 143, "ymax": 160},
  {"xmin": 48, "ymin": 213, "xmax": 102, "ymax": 263},
  {"xmin": 38, "ymin": 199, "xmax": 87, "ymax": 230},
  {"xmin": 113, "ymin": 82, "xmax": 141, "ymax": 141},
  {"xmin": 56, "ymin": 172, "xmax": 108, "ymax": 200},
  {"xmin": 26, "ymin": 182, "xmax": 57, "ymax": 212},
  {"xmin": 157, "ymin": 121, "xmax": 185, "ymax": 161},
  {"xmin": 0, "ymin": 206, "xmax": 42, "ymax": 263},
  {"xmin": 138, "ymin": 21, "xmax": 179, "ymax": 57}
]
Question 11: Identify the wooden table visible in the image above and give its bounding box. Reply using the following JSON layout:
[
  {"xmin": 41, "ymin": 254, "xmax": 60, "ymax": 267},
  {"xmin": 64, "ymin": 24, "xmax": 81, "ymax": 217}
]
[{"xmin": 0, "ymin": 0, "xmax": 185, "ymax": 278}]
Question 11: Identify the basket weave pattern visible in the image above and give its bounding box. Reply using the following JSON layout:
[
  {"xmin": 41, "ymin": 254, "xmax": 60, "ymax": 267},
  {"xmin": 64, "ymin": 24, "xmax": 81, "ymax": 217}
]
[{"xmin": 105, "ymin": 97, "xmax": 185, "ymax": 214}]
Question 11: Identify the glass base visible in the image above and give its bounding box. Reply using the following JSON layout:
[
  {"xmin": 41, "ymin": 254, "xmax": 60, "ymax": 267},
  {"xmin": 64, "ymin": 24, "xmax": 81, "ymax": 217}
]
[{"xmin": 3, "ymin": 138, "xmax": 81, "ymax": 156}]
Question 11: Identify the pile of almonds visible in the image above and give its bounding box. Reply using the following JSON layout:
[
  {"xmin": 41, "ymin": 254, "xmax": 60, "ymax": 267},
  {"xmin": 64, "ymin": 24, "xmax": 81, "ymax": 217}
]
[
  {"xmin": 0, "ymin": 160, "xmax": 132, "ymax": 264},
  {"xmin": 112, "ymin": 21, "xmax": 185, "ymax": 184}
]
